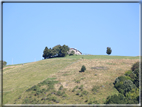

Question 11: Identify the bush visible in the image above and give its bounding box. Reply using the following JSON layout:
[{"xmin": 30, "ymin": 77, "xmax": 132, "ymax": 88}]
[
  {"xmin": 105, "ymin": 93, "xmax": 126, "ymax": 104},
  {"xmin": 59, "ymin": 85, "xmax": 63, "ymax": 90},
  {"xmin": 74, "ymin": 79, "xmax": 80, "ymax": 83},
  {"xmin": 123, "ymin": 80, "xmax": 136, "ymax": 95},
  {"xmin": 62, "ymin": 93, "xmax": 67, "ymax": 97},
  {"xmin": 129, "ymin": 73, "xmax": 135, "ymax": 81},
  {"xmin": 81, "ymin": 65, "xmax": 86, "ymax": 72},
  {"xmin": 72, "ymin": 86, "xmax": 78, "ymax": 92},
  {"xmin": 125, "ymin": 88, "xmax": 139, "ymax": 101},
  {"xmin": 113, "ymin": 76, "xmax": 128, "ymax": 85},
  {"xmin": 92, "ymin": 86, "xmax": 100, "ymax": 93},
  {"xmin": 69, "ymin": 51, "xmax": 75, "ymax": 56},
  {"xmin": 124, "ymin": 70, "xmax": 133, "ymax": 76},
  {"xmin": 82, "ymin": 90, "xmax": 88, "ymax": 95},
  {"xmin": 56, "ymin": 90, "xmax": 62, "ymax": 96},
  {"xmin": 79, "ymin": 85, "xmax": 83, "ymax": 91},
  {"xmin": 76, "ymin": 90, "xmax": 81, "ymax": 95},
  {"xmin": 88, "ymin": 97, "xmax": 98, "ymax": 104},
  {"xmin": 134, "ymin": 69, "xmax": 139, "ymax": 77},
  {"xmin": 131, "ymin": 62, "xmax": 139, "ymax": 71}
]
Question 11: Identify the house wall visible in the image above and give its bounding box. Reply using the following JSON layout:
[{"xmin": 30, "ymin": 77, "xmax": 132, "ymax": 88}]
[{"xmin": 68, "ymin": 48, "xmax": 82, "ymax": 55}]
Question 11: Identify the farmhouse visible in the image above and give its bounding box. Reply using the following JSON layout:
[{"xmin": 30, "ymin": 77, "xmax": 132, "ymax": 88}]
[{"xmin": 67, "ymin": 48, "xmax": 82, "ymax": 55}]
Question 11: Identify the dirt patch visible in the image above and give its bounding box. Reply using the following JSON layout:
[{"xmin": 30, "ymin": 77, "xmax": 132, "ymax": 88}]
[
  {"xmin": 91, "ymin": 66, "xmax": 108, "ymax": 70},
  {"xmin": 3, "ymin": 66, "xmax": 16, "ymax": 70}
]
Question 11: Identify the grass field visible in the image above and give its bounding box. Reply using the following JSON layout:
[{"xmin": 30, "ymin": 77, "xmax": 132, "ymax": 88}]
[{"xmin": 3, "ymin": 55, "xmax": 139, "ymax": 104}]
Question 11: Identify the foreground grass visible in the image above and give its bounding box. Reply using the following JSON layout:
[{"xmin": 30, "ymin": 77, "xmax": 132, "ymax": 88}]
[
  {"xmin": 3, "ymin": 55, "xmax": 139, "ymax": 104},
  {"xmin": 3, "ymin": 58, "xmax": 78, "ymax": 104}
]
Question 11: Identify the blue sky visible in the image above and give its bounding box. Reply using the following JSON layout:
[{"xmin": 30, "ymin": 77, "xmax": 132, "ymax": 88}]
[{"xmin": 3, "ymin": 3, "xmax": 139, "ymax": 65}]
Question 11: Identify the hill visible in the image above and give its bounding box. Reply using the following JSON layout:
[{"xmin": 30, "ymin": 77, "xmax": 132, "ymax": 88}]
[{"xmin": 3, "ymin": 55, "xmax": 139, "ymax": 104}]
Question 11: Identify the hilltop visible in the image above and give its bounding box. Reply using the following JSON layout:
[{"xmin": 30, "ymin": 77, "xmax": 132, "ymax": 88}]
[{"xmin": 3, "ymin": 55, "xmax": 139, "ymax": 104}]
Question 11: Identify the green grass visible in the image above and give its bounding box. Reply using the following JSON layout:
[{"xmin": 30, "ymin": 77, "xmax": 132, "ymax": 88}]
[
  {"xmin": 65, "ymin": 55, "xmax": 139, "ymax": 60},
  {"xmin": 3, "ymin": 58, "xmax": 78, "ymax": 104},
  {"xmin": 3, "ymin": 55, "xmax": 139, "ymax": 104}
]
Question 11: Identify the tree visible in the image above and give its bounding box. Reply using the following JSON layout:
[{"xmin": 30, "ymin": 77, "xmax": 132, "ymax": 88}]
[
  {"xmin": 52, "ymin": 45, "xmax": 62, "ymax": 57},
  {"xmin": 59, "ymin": 45, "xmax": 69, "ymax": 57},
  {"xmin": 48, "ymin": 48, "xmax": 54, "ymax": 58},
  {"xmin": 81, "ymin": 65, "xmax": 86, "ymax": 72},
  {"xmin": 0, "ymin": 60, "xmax": 7, "ymax": 69},
  {"xmin": 42, "ymin": 47, "xmax": 49, "ymax": 59},
  {"xmin": 106, "ymin": 47, "xmax": 112, "ymax": 55}
]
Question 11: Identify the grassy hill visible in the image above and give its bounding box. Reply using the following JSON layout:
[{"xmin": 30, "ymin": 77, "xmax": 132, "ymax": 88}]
[{"xmin": 3, "ymin": 55, "xmax": 139, "ymax": 104}]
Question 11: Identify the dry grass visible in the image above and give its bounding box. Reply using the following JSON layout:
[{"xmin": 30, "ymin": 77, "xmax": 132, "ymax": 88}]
[
  {"xmin": 48, "ymin": 58, "xmax": 139, "ymax": 103},
  {"xmin": 3, "ymin": 55, "xmax": 139, "ymax": 104}
]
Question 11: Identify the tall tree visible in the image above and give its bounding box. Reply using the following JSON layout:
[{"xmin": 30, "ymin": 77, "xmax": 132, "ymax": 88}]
[
  {"xmin": 42, "ymin": 47, "xmax": 49, "ymax": 59},
  {"xmin": 106, "ymin": 47, "xmax": 112, "ymax": 55},
  {"xmin": 48, "ymin": 48, "xmax": 54, "ymax": 58},
  {"xmin": 52, "ymin": 45, "xmax": 62, "ymax": 56},
  {"xmin": 59, "ymin": 45, "xmax": 69, "ymax": 57}
]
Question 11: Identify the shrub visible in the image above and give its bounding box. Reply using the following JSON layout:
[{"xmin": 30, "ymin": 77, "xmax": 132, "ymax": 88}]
[
  {"xmin": 72, "ymin": 88, "xmax": 76, "ymax": 92},
  {"xmin": 113, "ymin": 76, "xmax": 128, "ymax": 85},
  {"xmin": 75, "ymin": 86, "xmax": 79, "ymax": 89},
  {"xmin": 92, "ymin": 86, "xmax": 100, "ymax": 93},
  {"xmin": 88, "ymin": 97, "xmax": 98, "ymax": 104},
  {"xmin": 59, "ymin": 85, "xmax": 63, "ymax": 90},
  {"xmin": 62, "ymin": 93, "xmax": 67, "ymax": 97},
  {"xmin": 69, "ymin": 51, "xmax": 75, "ymax": 56},
  {"xmin": 76, "ymin": 90, "xmax": 81, "ymax": 95},
  {"xmin": 131, "ymin": 62, "xmax": 139, "ymax": 71},
  {"xmin": 123, "ymin": 80, "xmax": 136, "ymax": 95},
  {"xmin": 56, "ymin": 90, "xmax": 62, "ymax": 96},
  {"xmin": 81, "ymin": 65, "xmax": 86, "ymax": 72},
  {"xmin": 82, "ymin": 90, "xmax": 88, "ymax": 95},
  {"xmin": 124, "ymin": 70, "xmax": 133, "ymax": 76},
  {"xmin": 74, "ymin": 79, "xmax": 80, "ymax": 83},
  {"xmin": 79, "ymin": 85, "xmax": 83, "ymax": 91},
  {"xmin": 134, "ymin": 69, "xmax": 139, "ymax": 77},
  {"xmin": 125, "ymin": 88, "xmax": 139, "ymax": 101},
  {"xmin": 105, "ymin": 93, "xmax": 126, "ymax": 104},
  {"xmin": 128, "ymin": 73, "xmax": 135, "ymax": 81}
]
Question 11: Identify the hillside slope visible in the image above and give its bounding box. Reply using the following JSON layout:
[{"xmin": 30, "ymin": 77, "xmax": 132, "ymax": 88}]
[{"xmin": 3, "ymin": 55, "xmax": 139, "ymax": 104}]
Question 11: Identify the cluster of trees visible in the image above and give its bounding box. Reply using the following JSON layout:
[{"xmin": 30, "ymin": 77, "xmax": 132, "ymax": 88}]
[
  {"xmin": 42, "ymin": 44, "xmax": 69, "ymax": 59},
  {"xmin": 0, "ymin": 60, "xmax": 7, "ymax": 69},
  {"xmin": 105, "ymin": 61, "xmax": 141, "ymax": 104}
]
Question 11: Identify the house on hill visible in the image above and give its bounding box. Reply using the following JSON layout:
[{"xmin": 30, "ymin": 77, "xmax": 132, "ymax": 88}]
[{"xmin": 67, "ymin": 48, "xmax": 82, "ymax": 55}]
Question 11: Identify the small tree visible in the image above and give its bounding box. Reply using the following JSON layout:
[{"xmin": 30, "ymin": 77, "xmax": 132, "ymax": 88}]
[
  {"xmin": 81, "ymin": 65, "xmax": 86, "ymax": 72},
  {"xmin": 106, "ymin": 47, "xmax": 112, "ymax": 55}
]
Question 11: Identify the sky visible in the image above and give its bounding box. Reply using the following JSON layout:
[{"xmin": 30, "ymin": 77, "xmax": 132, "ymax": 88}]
[{"xmin": 2, "ymin": 2, "xmax": 140, "ymax": 65}]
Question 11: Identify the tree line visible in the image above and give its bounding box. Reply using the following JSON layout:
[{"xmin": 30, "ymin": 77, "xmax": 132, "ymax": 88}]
[{"xmin": 42, "ymin": 44, "xmax": 70, "ymax": 59}]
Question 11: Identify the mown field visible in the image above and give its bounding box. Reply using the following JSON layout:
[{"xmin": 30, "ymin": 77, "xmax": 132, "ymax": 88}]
[{"xmin": 3, "ymin": 55, "xmax": 139, "ymax": 104}]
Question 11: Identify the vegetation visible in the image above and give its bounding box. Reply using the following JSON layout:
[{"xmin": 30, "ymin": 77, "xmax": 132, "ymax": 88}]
[
  {"xmin": 80, "ymin": 65, "xmax": 86, "ymax": 72},
  {"xmin": 131, "ymin": 61, "xmax": 141, "ymax": 71},
  {"xmin": 105, "ymin": 61, "xmax": 140, "ymax": 104},
  {"xmin": 42, "ymin": 44, "xmax": 69, "ymax": 59},
  {"xmin": 69, "ymin": 50, "xmax": 75, "ymax": 56},
  {"xmin": 3, "ymin": 55, "xmax": 139, "ymax": 104},
  {"xmin": 0, "ymin": 60, "xmax": 7, "ymax": 69},
  {"xmin": 106, "ymin": 47, "xmax": 112, "ymax": 55}
]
